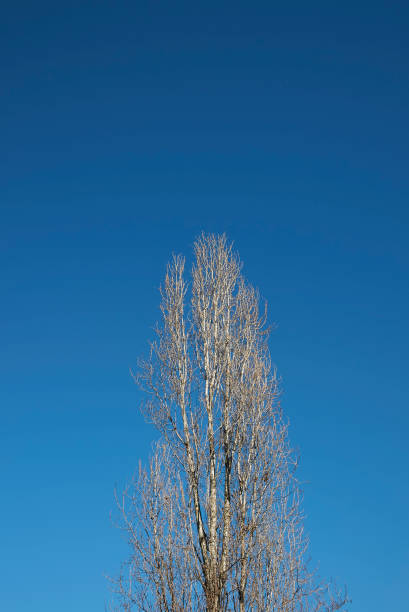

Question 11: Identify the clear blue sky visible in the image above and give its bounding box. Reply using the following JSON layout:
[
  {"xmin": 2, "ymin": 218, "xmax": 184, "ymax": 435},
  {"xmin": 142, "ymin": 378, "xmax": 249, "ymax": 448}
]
[{"xmin": 1, "ymin": 2, "xmax": 408, "ymax": 610}]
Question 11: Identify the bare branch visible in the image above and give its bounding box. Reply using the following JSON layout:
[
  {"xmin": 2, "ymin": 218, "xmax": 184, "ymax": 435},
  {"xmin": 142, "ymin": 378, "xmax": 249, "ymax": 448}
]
[{"xmin": 110, "ymin": 234, "xmax": 349, "ymax": 612}]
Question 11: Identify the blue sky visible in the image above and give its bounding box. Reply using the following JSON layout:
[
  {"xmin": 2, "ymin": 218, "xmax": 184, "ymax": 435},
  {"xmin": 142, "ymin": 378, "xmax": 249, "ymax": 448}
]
[{"xmin": 1, "ymin": 1, "xmax": 408, "ymax": 610}]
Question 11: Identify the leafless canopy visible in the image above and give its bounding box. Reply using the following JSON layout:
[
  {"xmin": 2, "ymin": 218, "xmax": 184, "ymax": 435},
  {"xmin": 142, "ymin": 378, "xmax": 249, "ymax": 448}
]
[{"xmin": 110, "ymin": 234, "xmax": 348, "ymax": 612}]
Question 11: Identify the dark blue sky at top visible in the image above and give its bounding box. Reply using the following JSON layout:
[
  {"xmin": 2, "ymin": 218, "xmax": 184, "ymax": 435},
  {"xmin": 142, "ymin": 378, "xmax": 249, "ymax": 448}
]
[{"xmin": 1, "ymin": 1, "xmax": 408, "ymax": 610}]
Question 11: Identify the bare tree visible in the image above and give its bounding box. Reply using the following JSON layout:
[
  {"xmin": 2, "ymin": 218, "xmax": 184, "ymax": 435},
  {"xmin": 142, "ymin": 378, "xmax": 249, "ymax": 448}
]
[{"xmin": 110, "ymin": 234, "xmax": 348, "ymax": 611}]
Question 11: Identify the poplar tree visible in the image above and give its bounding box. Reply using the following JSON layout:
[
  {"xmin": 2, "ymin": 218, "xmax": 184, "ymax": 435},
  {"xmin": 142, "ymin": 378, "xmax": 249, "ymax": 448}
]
[{"xmin": 111, "ymin": 234, "xmax": 347, "ymax": 612}]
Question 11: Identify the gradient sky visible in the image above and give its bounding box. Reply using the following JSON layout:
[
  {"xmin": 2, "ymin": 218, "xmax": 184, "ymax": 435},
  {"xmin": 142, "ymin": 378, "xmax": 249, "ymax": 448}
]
[{"xmin": 1, "ymin": 2, "xmax": 408, "ymax": 610}]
